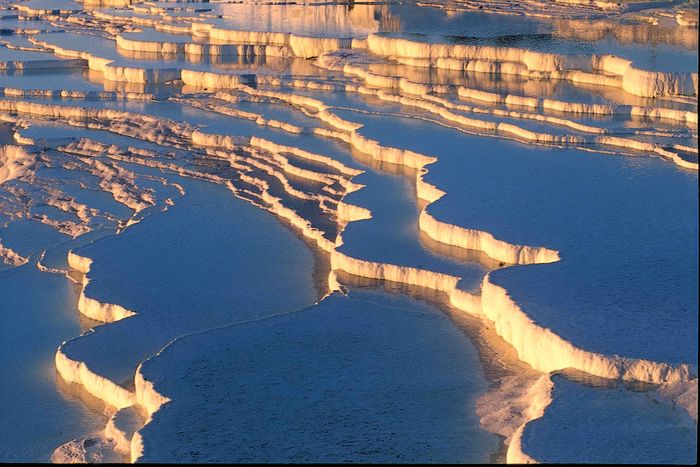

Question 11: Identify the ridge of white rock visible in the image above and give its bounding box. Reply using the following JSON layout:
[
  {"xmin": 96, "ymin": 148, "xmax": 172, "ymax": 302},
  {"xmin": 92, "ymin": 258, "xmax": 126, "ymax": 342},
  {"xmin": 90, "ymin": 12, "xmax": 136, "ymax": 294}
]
[
  {"xmin": 455, "ymin": 85, "xmax": 697, "ymax": 125},
  {"xmin": 50, "ymin": 433, "xmax": 121, "ymax": 463},
  {"xmin": 419, "ymin": 210, "xmax": 561, "ymax": 265},
  {"xmin": 365, "ymin": 33, "xmax": 698, "ymax": 98},
  {"xmin": 0, "ymin": 56, "xmax": 84, "ymax": 71},
  {"xmin": 104, "ymin": 406, "xmax": 143, "ymax": 457},
  {"xmin": 186, "ymin": 85, "xmax": 695, "ymax": 384},
  {"xmin": 319, "ymin": 57, "xmax": 697, "ymax": 169},
  {"xmin": 479, "ymin": 276, "xmax": 692, "ymax": 383},
  {"xmin": 12, "ymin": 1, "xmax": 83, "ymax": 16},
  {"xmin": 114, "ymin": 30, "xmax": 351, "ymax": 60},
  {"xmin": 55, "ymin": 338, "xmax": 138, "ymax": 410},
  {"xmin": 657, "ymin": 378, "xmax": 699, "ymax": 422},
  {"xmin": 505, "ymin": 374, "xmax": 555, "ymax": 464},
  {"xmin": 11, "ymin": 89, "xmax": 690, "ymax": 387},
  {"xmin": 2, "ymin": 2, "xmax": 695, "ymax": 463},
  {"xmin": 115, "ymin": 22, "xmax": 352, "ymax": 59},
  {"xmin": 0, "ymin": 86, "xmax": 153, "ymax": 101},
  {"xmin": 257, "ymin": 88, "xmax": 693, "ymax": 384},
  {"xmin": 0, "ymin": 238, "xmax": 29, "ymax": 266},
  {"xmin": 178, "ymin": 67, "xmax": 697, "ymax": 170},
  {"xmin": 509, "ymin": 372, "xmax": 698, "ymax": 463},
  {"xmin": 0, "ymin": 144, "xmax": 34, "ymax": 184},
  {"xmin": 56, "ymin": 250, "xmax": 138, "ymax": 409},
  {"xmin": 3, "ymin": 90, "xmax": 694, "ymax": 388},
  {"xmin": 29, "ymin": 36, "xmax": 181, "ymax": 85}
]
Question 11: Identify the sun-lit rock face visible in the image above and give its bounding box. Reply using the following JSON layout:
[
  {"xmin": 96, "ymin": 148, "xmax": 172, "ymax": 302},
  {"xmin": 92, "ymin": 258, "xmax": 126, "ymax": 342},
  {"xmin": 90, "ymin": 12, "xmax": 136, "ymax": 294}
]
[
  {"xmin": 0, "ymin": 0, "xmax": 696, "ymax": 464},
  {"xmin": 365, "ymin": 33, "xmax": 698, "ymax": 98},
  {"xmin": 0, "ymin": 144, "xmax": 33, "ymax": 184},
  {"xmin": 215, "ymin": 3, "xmax": 388, "ymax": 37}
]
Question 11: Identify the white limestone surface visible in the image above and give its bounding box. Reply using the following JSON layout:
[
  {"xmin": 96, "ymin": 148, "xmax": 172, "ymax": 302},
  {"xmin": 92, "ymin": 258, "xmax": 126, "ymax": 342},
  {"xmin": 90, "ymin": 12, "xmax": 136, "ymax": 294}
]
[
  {"xmin": 0, "ymin": 0, "xmax": 697, "ymax": 463},
  {"xmin": 57, "ymin": 175, "xmax": 318, "ymax": 409},
  {"xmin": 343, "ymin": 109, "xmax": 697, "ymax": 383}
]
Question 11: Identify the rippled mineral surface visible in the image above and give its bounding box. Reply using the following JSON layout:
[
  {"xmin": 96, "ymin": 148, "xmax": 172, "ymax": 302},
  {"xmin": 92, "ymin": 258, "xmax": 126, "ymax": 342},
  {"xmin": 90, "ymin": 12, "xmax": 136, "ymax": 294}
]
[{"xmin": 0, "ymin": 0, "xmax": 697, "ymax": 463}]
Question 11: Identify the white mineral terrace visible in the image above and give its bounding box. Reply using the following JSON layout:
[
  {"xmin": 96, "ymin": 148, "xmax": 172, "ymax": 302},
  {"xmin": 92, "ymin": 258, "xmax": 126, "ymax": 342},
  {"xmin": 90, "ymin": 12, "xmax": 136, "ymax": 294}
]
[{"xmin": 0, "ymin": 0, "xmax": 697, "ymax": 464}]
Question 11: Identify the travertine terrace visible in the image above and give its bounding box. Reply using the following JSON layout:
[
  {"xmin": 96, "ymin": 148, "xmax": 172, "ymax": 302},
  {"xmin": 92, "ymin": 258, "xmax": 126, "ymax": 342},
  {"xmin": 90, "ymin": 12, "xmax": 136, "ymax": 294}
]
[{"xmin": 0, "ymin": 0, "xmax": 697, "ymax": 463}]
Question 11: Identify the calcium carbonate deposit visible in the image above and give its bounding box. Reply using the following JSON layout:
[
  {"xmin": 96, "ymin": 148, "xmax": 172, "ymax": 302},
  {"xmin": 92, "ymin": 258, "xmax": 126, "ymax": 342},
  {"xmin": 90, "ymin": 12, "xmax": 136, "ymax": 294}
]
[{"xmin": 0, "ymin": 0, "xmax": 697, "ymax": 463}]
